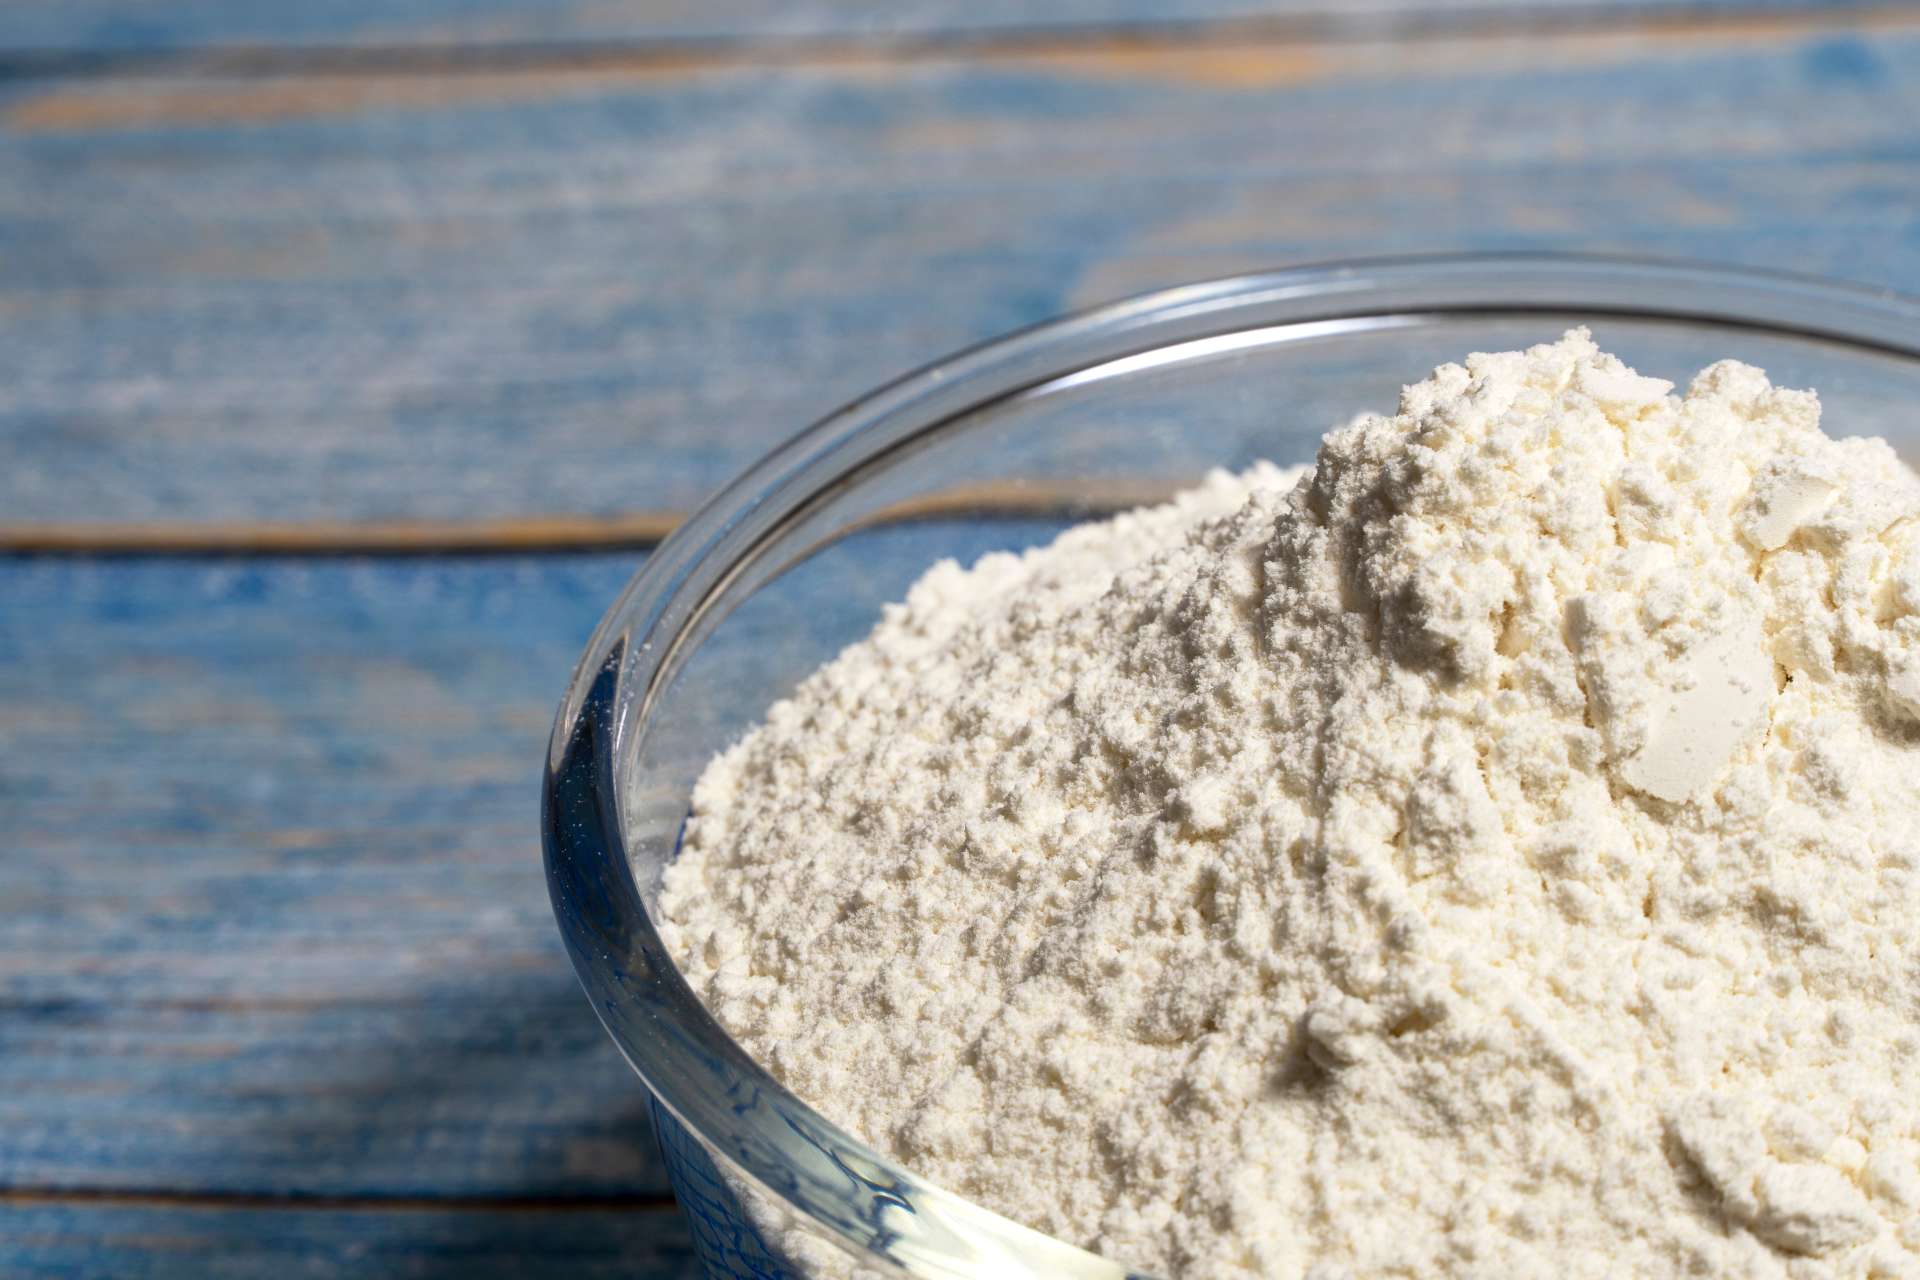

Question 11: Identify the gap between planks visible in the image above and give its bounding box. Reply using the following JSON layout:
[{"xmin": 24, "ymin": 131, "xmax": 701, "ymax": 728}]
[
  {"xmin": 3, "ymin": 2, "xmax": 1918, "ymax": 79},
  {"xmin": 0, "ymin": 514, "xmax": 685, "ymax": 557},
  {"xmin": 0, "ymin": 482, "xmax": 1184, "ymax": 557},
  {"xmin": 0, "ymin": 1187, "xmax": 679, "ymax": 1214}
]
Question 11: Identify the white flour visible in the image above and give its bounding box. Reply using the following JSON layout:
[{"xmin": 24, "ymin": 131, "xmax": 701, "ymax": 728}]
[{"xmin": 658, "ymin": 331, "xmax": 1920, "ymax": 1278}]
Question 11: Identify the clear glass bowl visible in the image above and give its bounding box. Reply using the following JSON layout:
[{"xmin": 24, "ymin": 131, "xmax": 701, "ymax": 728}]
[{"xmin": 543, "ymin": 254, "xmax": 1920, "ymax": 1280}]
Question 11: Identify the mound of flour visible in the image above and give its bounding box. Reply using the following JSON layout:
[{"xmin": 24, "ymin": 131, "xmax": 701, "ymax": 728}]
[{"xmin": 658, "ymin": 331, "xmax": 1920, "ymax": 1278}]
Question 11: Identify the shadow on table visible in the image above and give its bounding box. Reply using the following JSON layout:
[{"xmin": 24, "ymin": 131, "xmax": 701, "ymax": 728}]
[{"xmin": 246, "ymin": 967, "xmax": 698, "ymax": 1279}]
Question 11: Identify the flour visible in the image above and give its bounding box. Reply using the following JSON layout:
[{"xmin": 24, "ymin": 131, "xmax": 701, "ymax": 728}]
[{"xmin": 657, "ymin": 331, "xmax": 1920, "ymax": 1278}]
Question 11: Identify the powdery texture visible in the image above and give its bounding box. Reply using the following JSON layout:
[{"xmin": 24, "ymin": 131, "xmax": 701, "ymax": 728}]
[{"xmin": 659, "ymin": 331, "xmax": 1920, "ymax": 1278}]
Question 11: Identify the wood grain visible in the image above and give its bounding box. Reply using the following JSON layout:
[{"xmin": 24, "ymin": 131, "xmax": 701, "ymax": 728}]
[
  {"xmin": 2, "ymin": 0, "xmax": 1895, "ymax": 57},
  {"xmin": 0, "ymin": 552, "xmax": 670, "ymax": 1199},
  {"xmin": 4, "ymin": 12, "xmax": 1919, "ymax": 532},
  {"xmin": 2, "ymin": 1200, "xmax": 697, "ymax": 1279}
]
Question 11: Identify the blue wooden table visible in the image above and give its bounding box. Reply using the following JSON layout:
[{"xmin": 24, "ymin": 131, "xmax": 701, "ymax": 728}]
[{"xmin": 5, "ymin": 2, "xmax": 1920, "ymax": 1274}]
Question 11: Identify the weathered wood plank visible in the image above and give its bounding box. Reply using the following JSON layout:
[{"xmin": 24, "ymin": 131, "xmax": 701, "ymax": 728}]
[
  {"xmin": 1, "ymin": 998, "xmax": 663, "ymax": 1197},
  {"xmin": 0, "ymin": 1, "xmax": 1891, "ymax": 56},
  {"xmin": 0, "ymin": 552, "xmax": 672, "ymax": 1198},
  {"xmin": 4, "ymin": 15, "xmax": 1918, "ymax": 529},
  {"xmin": 1, "ymin": 1200, "xmax": 697, "ymax": 1279}
]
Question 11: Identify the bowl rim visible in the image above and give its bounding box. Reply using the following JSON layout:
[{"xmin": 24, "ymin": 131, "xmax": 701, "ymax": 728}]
[{"xmin": 543, "ymin": 251, "xmax": 1920, "ymax": 1278}]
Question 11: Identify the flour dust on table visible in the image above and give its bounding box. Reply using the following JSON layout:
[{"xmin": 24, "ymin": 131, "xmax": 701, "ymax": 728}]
[{"xmin": 658, "ymin": 331, "xmax": 1920, "ymax": 1279}]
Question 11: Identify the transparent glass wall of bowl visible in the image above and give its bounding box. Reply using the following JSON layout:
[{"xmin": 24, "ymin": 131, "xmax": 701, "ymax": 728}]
[
  {"xmin": 650, "ymin": 1100, "xmax": 870, "ymax": 1280},
  {"xmin": 543, "ymin": 258, "xmax": 1920, "ymax": 1280}
]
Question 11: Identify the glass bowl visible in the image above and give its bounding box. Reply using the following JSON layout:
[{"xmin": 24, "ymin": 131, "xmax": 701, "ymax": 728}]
[{"xmin": 542, "ymin": 254, "xmax": 1920, "ymax": 1280}]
